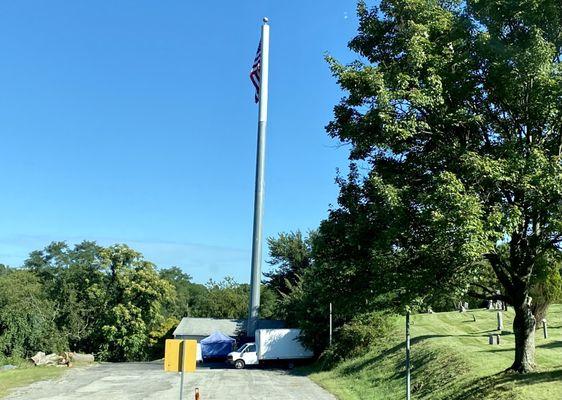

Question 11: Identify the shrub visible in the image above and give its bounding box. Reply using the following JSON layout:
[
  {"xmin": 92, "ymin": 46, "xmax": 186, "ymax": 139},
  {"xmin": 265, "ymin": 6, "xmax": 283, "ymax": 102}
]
[{"xmin": 320, "ymin": 311, "xmax": 397, "ymax": 368}]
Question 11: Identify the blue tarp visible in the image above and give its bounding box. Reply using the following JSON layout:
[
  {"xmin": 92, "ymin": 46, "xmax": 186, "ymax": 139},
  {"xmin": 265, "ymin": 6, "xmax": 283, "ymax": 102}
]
[{"xmin": 200, "ymin": 331, "xmax": 235, "ymax": 359}]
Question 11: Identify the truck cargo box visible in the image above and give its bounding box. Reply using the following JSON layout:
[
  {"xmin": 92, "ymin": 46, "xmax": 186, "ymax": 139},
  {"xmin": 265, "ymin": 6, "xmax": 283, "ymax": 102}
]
[{"xmin": 256, "ymin": 329, "xmax": 313, "ymax": 360}]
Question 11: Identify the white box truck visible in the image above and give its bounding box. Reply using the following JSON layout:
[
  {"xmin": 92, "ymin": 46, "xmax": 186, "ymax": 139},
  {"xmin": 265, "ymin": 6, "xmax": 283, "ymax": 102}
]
[{"xmin": 227, "ymin": 329, "xmax": 313, "ymax": 369}]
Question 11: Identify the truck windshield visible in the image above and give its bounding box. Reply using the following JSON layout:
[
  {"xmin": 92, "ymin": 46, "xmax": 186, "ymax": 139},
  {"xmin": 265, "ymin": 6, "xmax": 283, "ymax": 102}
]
[{"xmin": 238, "ymin": 343, "xmax": 256, "ymax": 353}]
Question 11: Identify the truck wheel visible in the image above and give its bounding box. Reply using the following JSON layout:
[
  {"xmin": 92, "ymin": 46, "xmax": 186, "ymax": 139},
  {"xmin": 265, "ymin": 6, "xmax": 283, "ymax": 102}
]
[{"xmin": 234, "ymin": 360, "xmax": 245, "ymax": 369}]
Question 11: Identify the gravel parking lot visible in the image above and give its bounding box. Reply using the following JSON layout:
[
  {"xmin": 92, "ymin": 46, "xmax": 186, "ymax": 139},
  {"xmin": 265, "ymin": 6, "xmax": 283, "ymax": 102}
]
[{"xmin": 4, "ymin": 362, "xmax": 335, "ymax": 400}]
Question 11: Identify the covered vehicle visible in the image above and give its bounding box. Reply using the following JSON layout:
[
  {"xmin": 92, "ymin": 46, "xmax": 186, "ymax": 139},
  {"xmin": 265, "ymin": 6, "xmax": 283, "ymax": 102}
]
[{"xmin": 200, "ymin": 331, "xmax": 235, "ymax": 360}]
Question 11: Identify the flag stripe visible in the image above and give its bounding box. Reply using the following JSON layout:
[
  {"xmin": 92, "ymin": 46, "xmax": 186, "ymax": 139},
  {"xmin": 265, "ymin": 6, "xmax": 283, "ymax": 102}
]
[{"xmin": 250, "ymin": 40, "xmax": 262, "ymax": 103}]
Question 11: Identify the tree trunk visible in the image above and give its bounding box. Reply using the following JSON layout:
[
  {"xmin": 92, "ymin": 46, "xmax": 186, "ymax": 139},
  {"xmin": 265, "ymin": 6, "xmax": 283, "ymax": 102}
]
[
  {"xmin": 531, "ymin": 301, "xmax": 549, "ymax": 323},
  {"xmin": 510, "ymin": 302, "xmax": 536, "ymax": 373}
]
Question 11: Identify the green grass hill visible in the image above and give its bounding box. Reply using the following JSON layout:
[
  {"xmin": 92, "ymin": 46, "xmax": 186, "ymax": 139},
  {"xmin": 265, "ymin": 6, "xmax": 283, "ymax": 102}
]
[{"xmin": 310, "ymin": 304, "xmax": 562, "ymax": 400}]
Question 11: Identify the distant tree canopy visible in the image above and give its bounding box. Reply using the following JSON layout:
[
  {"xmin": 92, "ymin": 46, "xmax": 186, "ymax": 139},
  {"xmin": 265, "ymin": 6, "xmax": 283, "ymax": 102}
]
[
  {"xmin": 0, "ymin": 241, "xmax": 274, "ymax": 362},
  {"xmin": 0, "ymin": 264, "xmax": 9, "ymax": 275},
  {"xmin": 159, "ymin": 269, "xmax": 277, "ymax": 320},
  {"xmin": 22, "ymin": 242, "xmax": 174, "ymax": 361},
  {"xmin": 158, "ymin": 266, "xmax": 205, "ymax": 319},
  {"xmin": 264, "ymin": 231, "xmax": 314, "ymax": 296}
]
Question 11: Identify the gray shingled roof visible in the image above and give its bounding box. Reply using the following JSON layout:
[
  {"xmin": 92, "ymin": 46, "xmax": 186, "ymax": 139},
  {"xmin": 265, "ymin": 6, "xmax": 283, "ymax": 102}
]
[{"xmin": 173, "ymin": 318, "xmax": 286, "ymax": 337}]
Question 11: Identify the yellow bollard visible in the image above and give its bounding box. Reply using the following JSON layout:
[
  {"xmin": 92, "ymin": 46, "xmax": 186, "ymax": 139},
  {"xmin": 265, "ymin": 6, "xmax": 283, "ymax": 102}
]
[{"xmin": 195, "ymin": 388, "xmax": 200, "ymax": 400}]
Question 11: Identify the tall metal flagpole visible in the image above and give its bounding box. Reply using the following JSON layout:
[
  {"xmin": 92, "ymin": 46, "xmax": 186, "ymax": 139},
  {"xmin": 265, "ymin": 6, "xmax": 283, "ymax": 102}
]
[{"xmin": 248, "ymin": 17, "xmax": 270, "ymax": 336}]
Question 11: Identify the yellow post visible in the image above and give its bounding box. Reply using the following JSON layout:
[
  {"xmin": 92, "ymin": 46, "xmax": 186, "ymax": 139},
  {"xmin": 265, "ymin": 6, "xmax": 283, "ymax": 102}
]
[
  {"xmin": 165, "ymin": 340, "xmax": 197, "ymax": 400},
  {"xmin": 165, "ymin": 339, "xmax": 197, "ymax": 372}
]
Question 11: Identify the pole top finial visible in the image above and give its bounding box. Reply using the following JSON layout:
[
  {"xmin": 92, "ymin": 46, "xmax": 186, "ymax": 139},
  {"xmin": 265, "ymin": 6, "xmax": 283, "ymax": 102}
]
[{"xmin": 263, "ymin": 17, "xmax": 269, "ymax": 24}]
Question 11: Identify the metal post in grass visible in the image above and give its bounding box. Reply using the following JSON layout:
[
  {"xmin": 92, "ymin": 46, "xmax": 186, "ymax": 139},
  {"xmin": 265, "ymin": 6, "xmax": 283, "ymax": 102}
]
[
  {"xmin": 406, "ymin": 311, "xmax": 411, "ymax": 400},
  {"xmin": 543, "ymin": 319, "xmax": 548, "ymax": 339},
  {"xmin": 329, "ymin": 302, "xmax": 333, "ymax": 346}
]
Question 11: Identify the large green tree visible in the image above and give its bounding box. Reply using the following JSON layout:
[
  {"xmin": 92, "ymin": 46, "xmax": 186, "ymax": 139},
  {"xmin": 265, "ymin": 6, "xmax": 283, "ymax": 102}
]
[
  {"xmin": 327, "ymin": 0, "xmax": 562, "ymax": 372},
  {"xmin": 98, "ymin": 245, "xmax": 174, "ymax": 361}
]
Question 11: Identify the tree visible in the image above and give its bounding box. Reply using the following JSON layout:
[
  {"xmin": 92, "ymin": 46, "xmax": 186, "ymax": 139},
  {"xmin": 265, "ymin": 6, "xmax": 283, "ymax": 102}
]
[
  {"xmin": 264, "ymin": 231, "xmax": 314, "ymax": 296},
  {"xmin": 159, "ymin": 267, "xmax": 194, "ymax": 318},
  {"xmin": 186, "ymin": 277, "xmax": 278, "ymax": 321},
  {"xmin": 195, "ymin": 277, "xmax": 252, "ymax": 320},
  {"xmin": 327, "ymin": 0, "xmax": 562, "ymax": 372},
  {"xmin": 0, "ymin": 270, "xmax": 64, "ymax": 358},
  {"xmin": 24, "ymin": 241, "xmax": 108, "ymax": 352},
  {"xmin": 98, "ymin": 245, "xmax": 174, "ymax": 361}
]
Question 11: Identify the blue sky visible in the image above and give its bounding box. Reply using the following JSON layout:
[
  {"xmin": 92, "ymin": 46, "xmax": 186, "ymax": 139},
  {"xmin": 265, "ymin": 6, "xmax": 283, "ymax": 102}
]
[{"xmin": 0, "ymin": 1, "xmax": 360, "ymax": 283}]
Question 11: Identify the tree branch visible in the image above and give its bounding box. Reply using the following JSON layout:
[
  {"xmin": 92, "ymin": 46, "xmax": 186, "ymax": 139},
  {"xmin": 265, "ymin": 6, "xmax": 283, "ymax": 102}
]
[
  {"xmin": 472, "ymin": 283, "xmax": 498, "ymax": 295},
  {"xmin": 467, "ymin": 290, "xmax": 510, "ymax": 303},
  {"xmin": 484, "ymin": 252, "xmax": 514, "ymax": 294}
]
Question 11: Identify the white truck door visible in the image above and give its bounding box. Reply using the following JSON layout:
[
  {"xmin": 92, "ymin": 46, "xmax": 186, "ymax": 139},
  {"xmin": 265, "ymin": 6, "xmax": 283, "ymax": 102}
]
[{"xmin": 242, "ymin": 344, "xmax": 258, "ymax": 365}]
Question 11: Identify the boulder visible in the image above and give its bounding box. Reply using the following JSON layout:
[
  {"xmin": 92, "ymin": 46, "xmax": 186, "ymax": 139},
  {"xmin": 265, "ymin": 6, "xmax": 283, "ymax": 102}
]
[
  {"xmin": 31, "ymin": 351, "xmax": 93, "ymax": 366},
  {"xmin": 31, "ymin": 351, "xmax": 47, "ymax": 365},
  {"xmin": 69, "ymin": 353, "xmax": 95, "ymax": 363},
  {"xmin": 31, "ymin": 352, "xmax": 64, "ymax": 366}
]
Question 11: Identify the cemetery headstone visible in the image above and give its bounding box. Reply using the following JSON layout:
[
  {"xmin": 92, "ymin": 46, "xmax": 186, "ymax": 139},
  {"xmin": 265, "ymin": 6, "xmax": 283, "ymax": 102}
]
[
  {"xmin": 488, "ymin": 334, "xmax": 501, "ymax": 345},
  {"xmin": 497, "ymin": 311, "xmax": 503, "ymax": 331}
]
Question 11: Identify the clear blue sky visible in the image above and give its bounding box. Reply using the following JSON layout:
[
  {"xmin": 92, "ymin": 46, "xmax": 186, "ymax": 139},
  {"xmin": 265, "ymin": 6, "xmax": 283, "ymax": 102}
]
[{"xmin": 0, "ymin": 1, "xmax": 360, "ymax": 283}]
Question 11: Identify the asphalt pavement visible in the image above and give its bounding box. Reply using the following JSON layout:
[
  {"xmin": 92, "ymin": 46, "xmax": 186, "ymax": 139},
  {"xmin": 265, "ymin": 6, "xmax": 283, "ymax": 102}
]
[{"xmin": 4, "ymin": 361, "xmax": 336, "ymax": 400}]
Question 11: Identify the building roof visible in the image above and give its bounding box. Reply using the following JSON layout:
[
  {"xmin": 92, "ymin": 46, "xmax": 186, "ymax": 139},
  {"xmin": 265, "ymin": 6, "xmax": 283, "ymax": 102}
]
[{"xmin": 173, "ymin": 317, "xmax": 286, "ymax": 338}]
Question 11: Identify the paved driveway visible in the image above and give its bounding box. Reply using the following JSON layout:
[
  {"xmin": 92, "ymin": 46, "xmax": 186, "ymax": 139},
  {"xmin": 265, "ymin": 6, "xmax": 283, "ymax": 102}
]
[{"xmin": 5, "ymin": 362, "xmax": 335, "ymax": 400}]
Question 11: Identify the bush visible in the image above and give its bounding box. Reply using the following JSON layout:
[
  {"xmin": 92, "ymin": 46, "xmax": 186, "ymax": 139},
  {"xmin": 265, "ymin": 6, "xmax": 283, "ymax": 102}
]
[{"xmin": 320, "ymin": 311, "xmax": 397, "ymax": 368}]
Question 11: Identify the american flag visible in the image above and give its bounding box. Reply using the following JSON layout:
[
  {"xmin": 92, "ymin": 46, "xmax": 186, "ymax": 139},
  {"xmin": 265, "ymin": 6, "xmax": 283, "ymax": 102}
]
[{"xmin": 250, "ymin": 40, "xmax": 262, "ymax": 103}]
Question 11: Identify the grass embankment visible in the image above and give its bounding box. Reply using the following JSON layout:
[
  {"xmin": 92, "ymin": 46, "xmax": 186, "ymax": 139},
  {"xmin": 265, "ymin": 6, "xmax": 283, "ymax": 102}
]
[
  {"xmin": 0, "ymin": 359, "xmax": 67, "ymax": 398},
  {"xmin": 309, "ymin": 304, "xmax": 562, "ymax": 400}
]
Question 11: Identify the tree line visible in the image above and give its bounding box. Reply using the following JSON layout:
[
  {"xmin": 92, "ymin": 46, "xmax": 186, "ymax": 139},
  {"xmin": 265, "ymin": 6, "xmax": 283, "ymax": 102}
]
[{"xmin": 0, "ymin": 241, "xmax": 276, "ymax": 362}]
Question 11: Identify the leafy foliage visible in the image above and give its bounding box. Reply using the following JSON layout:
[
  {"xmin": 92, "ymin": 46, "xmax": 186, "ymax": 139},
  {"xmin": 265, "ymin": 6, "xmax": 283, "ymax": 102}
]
[
  {"xmin": 529, "ymin": 251, "xmax": 562, "ymax": 321},
  {"xmin": 1, "ymin": 241, "xmax": 279, "ymax": 362},
  {"xmin": 315, "ymin": 0, "xmax": 562, "ymax": 372},
  {"xmin": 19, "ymin": 242, "xmax": 177, "ymax": 361},
  {"xmin": 321, "ymin": 311, "xmax": 397, "ymax": 368},
  {"xmin": 264, "ymin": 231, "xmax": 314, "ymax": 296},
  {"xmin": 97, "ymin": 245, "xmax": 174, "ymax": 361},
  {"xmin": 0, "ymin": 269, "xmax": 64, "ymax": 358}
]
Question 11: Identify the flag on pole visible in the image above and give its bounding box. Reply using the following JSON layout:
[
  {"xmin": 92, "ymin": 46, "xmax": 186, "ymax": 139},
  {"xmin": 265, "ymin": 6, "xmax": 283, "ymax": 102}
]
[{"xmin": 250, "ymin": 40, "xmax": 262, "ymax": 103}]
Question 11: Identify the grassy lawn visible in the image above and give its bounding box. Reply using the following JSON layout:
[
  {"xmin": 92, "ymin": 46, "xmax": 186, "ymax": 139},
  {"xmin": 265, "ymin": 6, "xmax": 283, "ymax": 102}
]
[
  {"xmin": 309, "ymin": 304, "xmax": 562, "ymax": 400},
  {"xmin": 0, "ymin": 361, "xmax": 67, "ymax": 398}
]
